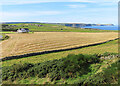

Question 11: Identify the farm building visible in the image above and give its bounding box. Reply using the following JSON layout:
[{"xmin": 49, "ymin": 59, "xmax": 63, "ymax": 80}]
[{"xmin": 17, "ymin": 28, "xmax": 29, "ymax": 33}]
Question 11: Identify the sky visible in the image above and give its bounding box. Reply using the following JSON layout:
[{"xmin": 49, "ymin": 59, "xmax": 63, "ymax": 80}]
[{"xmin": 0, "ymin": 0, "xmax": 119, "ymax": 25}]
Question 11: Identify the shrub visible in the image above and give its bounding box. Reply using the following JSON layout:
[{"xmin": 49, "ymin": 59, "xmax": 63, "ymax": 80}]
[
  {"xmin": 76, "ymin": 61, "xmax": 119, "ymax": 85},
  {"xmin": 2, "ymin": 54, "xmax": 100, "ymax": 81}
]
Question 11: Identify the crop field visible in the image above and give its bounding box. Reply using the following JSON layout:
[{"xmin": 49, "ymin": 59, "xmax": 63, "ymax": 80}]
[{"xmin": 1, "ymin": 32, "xmax": 118, "ymax": 58}]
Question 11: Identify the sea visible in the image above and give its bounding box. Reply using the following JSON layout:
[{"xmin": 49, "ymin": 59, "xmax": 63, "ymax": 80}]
[{"xmin": 82, "ymin": 25, "xmax": 118, "ymax": 30}]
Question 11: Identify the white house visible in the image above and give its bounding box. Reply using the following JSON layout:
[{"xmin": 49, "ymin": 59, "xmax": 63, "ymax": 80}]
[{"xmin": 17, "ymin": 28, "xmax": 29, "ymax": 33}]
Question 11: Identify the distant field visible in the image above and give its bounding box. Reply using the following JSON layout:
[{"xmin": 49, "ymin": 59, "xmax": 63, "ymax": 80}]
[
  {"xmin": 0, "ymin": 32, "xmax": 16, "ymax": 34},
  {"xmin": 1, "ymin": 32, "xmax": 118, "ymax": 58},
  {"xmin": 2, "ymin": 23, "xmax": 118, "ymax": 32},
  {"xmin": 0, "ymin": 31, "xmax": 33, "ymax": 34}
]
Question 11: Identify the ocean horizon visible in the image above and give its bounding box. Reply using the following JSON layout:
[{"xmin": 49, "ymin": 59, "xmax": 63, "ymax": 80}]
[{"xmin": 82, "ymin": 25, "xmax": 118, "ymax": 30}]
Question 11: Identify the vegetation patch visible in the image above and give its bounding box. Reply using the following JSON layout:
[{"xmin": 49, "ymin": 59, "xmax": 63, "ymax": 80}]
[
  {"xmin": 80, "ymin": 60, "xmax": 119, "ymax": 85},
  {"xmin": 0, "ymin": 34, "xmax": 9, "ymax": 41},
  {"xmin": 2, "ymin": 52, "xmax": 119, "ymax": 84},
  {"xmin": 2, "ymin": 54, "xmax": 100, "ymax": 82}
]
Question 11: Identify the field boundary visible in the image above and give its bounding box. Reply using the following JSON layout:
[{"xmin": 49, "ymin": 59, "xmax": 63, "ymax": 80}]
[{"xmin": 1, "ymin": 38, "xmax": 119, "ymax": 61}]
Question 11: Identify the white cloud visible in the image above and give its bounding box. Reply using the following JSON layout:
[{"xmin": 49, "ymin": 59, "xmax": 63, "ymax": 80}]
[
  {"xmin": 96, "ymin": 0, "xmax": 118, "ymax": 3},
  {"xmin": 69, "ymin": 0, "xmax": 95, "ymax": 3},
  {"xmin": 67, "ymin": 4, "xmax": 86, "ymax": 8},
  {"xmin": 0, "ymin": 0, "xmax": 95, "ymax": 5},
  {"xmin": 1, "ymin": 10, "xmax": 64, "ymax": 22},
  {"xmin": 0, "ymin": 0, "xmax": 118, "ymax": 5},
  {"xmin": 36, "ymin": 11, "xmax": 63, "ymax": 15},
  {"xmin": 72, "ymin": 0, "xmax": 118, "ymax": 3},
  {"xmin": 1, "ymin": 11, "xmax": 63, "ymax": 21}
]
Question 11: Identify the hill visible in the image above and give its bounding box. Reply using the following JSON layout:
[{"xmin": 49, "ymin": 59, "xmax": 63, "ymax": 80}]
[{"xmin": 51, "ymin": 23, "xmax": 114, "ymax": 28}]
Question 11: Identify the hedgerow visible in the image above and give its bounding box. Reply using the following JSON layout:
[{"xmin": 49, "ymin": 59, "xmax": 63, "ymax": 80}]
[
  {"xmin": 2, "ymin": 54, "xmax": 100, "ymax": 82},
  {"xmin": 75, "ymin": 60, "xmax": 119, "ymax": 85}
]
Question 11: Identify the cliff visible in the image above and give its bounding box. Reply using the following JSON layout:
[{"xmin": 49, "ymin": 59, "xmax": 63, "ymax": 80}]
[{"xmin": 58, "ymin": 23, "xmax": 114, "ymax": 28}]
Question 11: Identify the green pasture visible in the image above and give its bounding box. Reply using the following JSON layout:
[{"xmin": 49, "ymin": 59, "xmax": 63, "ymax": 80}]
[{"xmin": 2, "ymin": 23, "xmax": 118, "ymax": 32}]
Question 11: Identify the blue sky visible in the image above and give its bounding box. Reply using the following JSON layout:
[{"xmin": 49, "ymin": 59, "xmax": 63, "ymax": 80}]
[{"xmin": 0, "ymin": 0, "xmax": 118, "ymax": 25}]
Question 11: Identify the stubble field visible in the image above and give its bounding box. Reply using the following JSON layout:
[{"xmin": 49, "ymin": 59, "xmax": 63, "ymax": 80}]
[{"xmin": 1, "ymin": 32, "xmax": 118, "ymax": 58}]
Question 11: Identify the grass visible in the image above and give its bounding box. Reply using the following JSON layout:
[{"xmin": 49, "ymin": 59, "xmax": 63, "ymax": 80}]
[
  {"xmin": 0, "ymin": 31, "xmax": 16, "ymax": 34},
  {"xmin": 0, "ymin": 31, "xmax": 33, "ymax": 34},
  {"xmin": 2, "ymin": 32, "xmax": 118, "ymax": 58},
  {"xmin": 30, "ymin": 28, "xmax": 117, "ymax": 32},
  {"xmin": 3, "ymin": 76, "xmax": 49, "ymax": 84},
  {"xmin": 0, "ymin": 34, "xmax": 9, "ymax": 41}
]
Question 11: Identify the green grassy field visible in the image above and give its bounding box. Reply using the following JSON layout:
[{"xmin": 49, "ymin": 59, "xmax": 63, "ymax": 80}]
[
  {"xmin": 0, "ymin": 32, "xmax": 16, "ymax": 34},
  {"xmin": 0, "ymin": 31, "xmax": 33, "ymax": 34},
  {"xmin": 2, "ymin": 23, "xmax": 118, "ymax": 32}
]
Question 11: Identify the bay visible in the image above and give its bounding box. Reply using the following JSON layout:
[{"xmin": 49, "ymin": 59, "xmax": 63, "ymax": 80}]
[{"xmin": 82, "ymin": 26, "xmax": 118, "ymax": 30}]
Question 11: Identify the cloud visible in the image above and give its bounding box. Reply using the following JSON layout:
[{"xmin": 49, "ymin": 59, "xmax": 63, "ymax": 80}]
[
  {"xmin": 72, "ymin": 0, "xmax": 118, "ymax": 3},
  {"xmin": 36, "ymin": 11, "xmax": 63, "ymax": 15},
  {"xmin": 0, "ymin": 0, "xmax": 118, "ymax": 5},
  {"xmin": 69, "ymin": 0, "xmax": 95, "ymax": 3},
  {"xmin": 0, "ymin": 0, "xmax": 95, "ymax": 5},
  {"xmin": 0, "ymin": 0, "xmax": 117, "ymax": 24},
  {"xmin": 1, "ymin": 10, "xmax": 64, "ymax": 22},
  {"xmin": 1, "ymin": 11, "xmax": 63, "ymax": 19},
  {"xmin": 67, "ymin": 4, "xmax": 86, "ymax": 8}
]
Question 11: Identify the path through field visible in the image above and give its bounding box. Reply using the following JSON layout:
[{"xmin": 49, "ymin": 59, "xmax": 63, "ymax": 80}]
[{"xmin": 1, "ymin": 32, "xmax": 118, "ymax": 58}]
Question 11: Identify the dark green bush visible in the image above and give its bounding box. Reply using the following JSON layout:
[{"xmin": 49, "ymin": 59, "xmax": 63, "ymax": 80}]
[
  {"xmin": 76, "ymin": 61, "xmax": 119, "ymax": 85},
  {"xmin": 2, "ymin": 63, "xmax": 34, "ymax": 80},
  {"xmin": 2, "ymin": 28, "xmax": 17, "ymax": 31},
  {"xmin": 0, "ymin": 35, "xmax": 9, "ymax": 41},
  {"xmin": 2, "ymin": 54, "xmax": 100, "ymax": 81}
]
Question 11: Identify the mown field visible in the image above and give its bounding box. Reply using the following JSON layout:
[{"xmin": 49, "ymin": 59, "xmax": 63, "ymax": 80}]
[
  {"xmin": 2, "ymin": 39, "xmax": 118, "ymax": 67},
  {"xmin": 1, "ymin": 32, "xmax": 118, "ymax": 58}
]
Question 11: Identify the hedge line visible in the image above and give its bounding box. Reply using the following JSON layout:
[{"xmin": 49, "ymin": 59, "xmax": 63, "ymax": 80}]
[{"xmin": 2, "ymin": 54, "xmax": 100, "ymax": 82}]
